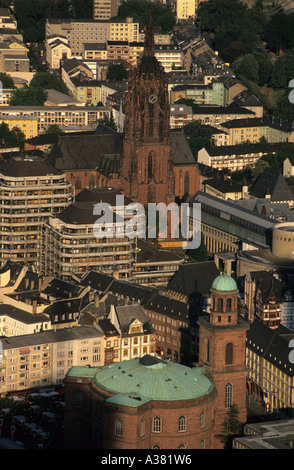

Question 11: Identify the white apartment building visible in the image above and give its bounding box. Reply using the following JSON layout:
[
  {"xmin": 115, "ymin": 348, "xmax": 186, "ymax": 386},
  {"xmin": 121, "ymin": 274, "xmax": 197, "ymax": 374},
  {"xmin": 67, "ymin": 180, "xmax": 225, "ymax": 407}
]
[
  {"xmin": 175, "ymin": 0, "xmax": 196, "ymax": 20},
  {"xmin": 46, "ymin": 35, "xmax": 72, "ymax": 69},
  {"xmin": 0, "ymin": 326, "xmax": 103, "ymax": 395},
  {"xmin": 46, "ymin": 17, "xmax": 139, "ymax": 56}
]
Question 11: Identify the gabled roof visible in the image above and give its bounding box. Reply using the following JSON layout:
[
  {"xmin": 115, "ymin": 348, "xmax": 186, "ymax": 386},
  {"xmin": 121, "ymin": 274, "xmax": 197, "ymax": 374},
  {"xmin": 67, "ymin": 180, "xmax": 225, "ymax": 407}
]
[
  {"xmin": 48, "ymin": 133, "xmax": 123, "ymax": 174},
  {"xmin": 252, "ymin": 270, "xmax": 283, "ymax": 303},
  {"xmin": 167, "ymin": 261, "xmax": 220, "ymax": 298},
  {"xmin": 114, "ymin": 304, "xmax": 153, "ymax": 337},
  {"xmin": 250, "ymin": 167, "xmax": 294, "ymax": 202},
  {"xmin": 204, "ymin": 176, "xmax": 242, "ymax": 194}
]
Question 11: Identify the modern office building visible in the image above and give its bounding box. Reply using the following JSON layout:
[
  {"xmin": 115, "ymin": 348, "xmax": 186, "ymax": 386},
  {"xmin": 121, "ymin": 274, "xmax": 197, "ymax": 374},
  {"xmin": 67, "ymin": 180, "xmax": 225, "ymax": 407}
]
[{"xmin": 189, "ymin": 191, "xmax": 276, "ymax": 255}]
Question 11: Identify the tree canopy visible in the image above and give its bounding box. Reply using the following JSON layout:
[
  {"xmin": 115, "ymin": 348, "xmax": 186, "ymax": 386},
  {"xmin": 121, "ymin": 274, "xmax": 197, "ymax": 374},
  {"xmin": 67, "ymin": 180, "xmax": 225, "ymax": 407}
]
[
  {"xmin": 9, "ymin": 87, "xmax": 48, "ymax": 106},
  {"xmin": 29, "ymin": 72, "xmax": 69, "ymax": 95},
  {"xmin": 0, "ymin": 122, "xmax": 25, "ymax": 146},
  {"xmin": 183, "ymin": 121, "xmax": 214, "ymax": 157},
  {"xmin": 106, "ymin": 63, "xmax": 128, "ymax": 81},
  {"xmin": 113, "ymin": 1, "xmax": 176, "ymax": 34},
  {"xmin": 0, "ymin": 72, "xmax": 15, "ymax": 89},
  {"xmin": 13, "ymin": 0, "xmax": 92, "ymax": 43}
]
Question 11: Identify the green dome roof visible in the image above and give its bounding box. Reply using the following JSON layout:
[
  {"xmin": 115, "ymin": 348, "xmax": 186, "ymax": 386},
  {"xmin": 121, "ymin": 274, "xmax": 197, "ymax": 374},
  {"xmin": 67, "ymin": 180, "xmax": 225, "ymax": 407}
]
[
  {"xmin": 211, "ymin": 273, "xmax": 238, "ymax": 292},
  {"xmin": 67, "ymin": 356, "xmax": 215, "ymax": 405}
]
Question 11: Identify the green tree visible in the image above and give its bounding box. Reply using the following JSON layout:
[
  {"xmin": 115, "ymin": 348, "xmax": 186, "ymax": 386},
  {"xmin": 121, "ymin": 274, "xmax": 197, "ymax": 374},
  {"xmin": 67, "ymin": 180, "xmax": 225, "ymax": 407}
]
[
  {"xmin": 251, "ymin": 158, "xmax": 270, "ymax": 183},
  {"xmin": 0, "ymin": 122, "xmax": 25, "ymax": 146},
  {"xmin": 29, "ymin": 71, "xmax": 69, "ymax": 95},
  {"xmin": 265, "ymin": 12, "xmax": 294, "ymax": 52},
  {"xmin": 270, "ymin": 57, "xmax": 287, "ymax": 89},
  {"xmin": 183, "ymin": 120, "xmax": 214, "ymax": 157},
  {"xmin": 233, "ymin": 54, "xmax": 259, "ymax": 83},
  {"xmin": 113, "ymin": 0, "xmax": 176, "ymax": 34},
  {"xmin": 216, "ymin": 404, "xmax": 243, "ymax": 449},
  {"xmin": 0, "ymin": 72, "xmax": 15, "ymax": 89},
  {"xmin": 9, "ymin": 87, "xmax": 48, "ymax": 106},
  {"xmin": 106, "ymin": 63, "xmax": 128, "ymax": 81},
  {"xmin": 186, "ymin": 234, "xmax": 209, "ymax": 262},
  {"xmin": 98, "ymin": 112, "xmax": 117, "ymax": 130},
  {"xmin": 255, "ymin": 52, "xmax": 273, "ymax": 86}
]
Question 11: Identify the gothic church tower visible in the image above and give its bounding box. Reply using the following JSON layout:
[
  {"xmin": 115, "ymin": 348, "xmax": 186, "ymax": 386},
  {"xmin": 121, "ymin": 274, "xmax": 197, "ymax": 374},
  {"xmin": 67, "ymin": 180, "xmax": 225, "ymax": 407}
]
[{"xmin": 120, "ymin": 10, "xmax": 175, "ymax": 205}]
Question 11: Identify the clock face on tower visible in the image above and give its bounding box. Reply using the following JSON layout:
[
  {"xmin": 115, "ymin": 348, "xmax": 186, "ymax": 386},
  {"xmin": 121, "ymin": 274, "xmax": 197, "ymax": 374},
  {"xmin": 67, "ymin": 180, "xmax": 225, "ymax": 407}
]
[{"xmin": 148, "ymin": 93, "xmax": 158, "ymax": 104}]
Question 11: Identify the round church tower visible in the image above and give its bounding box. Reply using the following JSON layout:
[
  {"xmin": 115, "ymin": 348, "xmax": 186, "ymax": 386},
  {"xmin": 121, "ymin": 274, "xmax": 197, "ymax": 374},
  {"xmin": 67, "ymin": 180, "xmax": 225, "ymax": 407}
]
[{"xmin": 209, "ymin": 273, "xmax": 239, "ymax": 326}]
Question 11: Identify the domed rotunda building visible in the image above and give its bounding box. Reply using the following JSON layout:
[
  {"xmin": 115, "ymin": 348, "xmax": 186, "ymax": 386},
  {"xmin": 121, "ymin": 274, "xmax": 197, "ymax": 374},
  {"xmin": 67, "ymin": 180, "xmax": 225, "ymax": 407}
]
[{"xmin": 64, "ymin": 273, "xmax": 248, "ymax": 449}]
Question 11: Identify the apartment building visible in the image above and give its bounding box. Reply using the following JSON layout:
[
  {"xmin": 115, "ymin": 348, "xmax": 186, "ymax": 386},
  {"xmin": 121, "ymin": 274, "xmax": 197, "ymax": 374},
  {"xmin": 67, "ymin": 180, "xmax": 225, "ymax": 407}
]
[
  {"xmin": 0, "ymin": 89, "xmax": 13, "ymax": 106},
  {"xmin": 93, "ymin": 0, "xmax": 118, "ymax": 21},
  {"xmin": 175, "ymin": 0, "xmax": 196, "ymax": 19},
  {"xmin": 82, "ymin": 42, "xmax": 107, "ymax": 61},
  {"xmin": 197, "ymin": 142, "xmax": 290, "ymax": 172},
  {"xmin": 0, "ymin": 37, "xmax": 29, "ymax": 73},
  {"xmin": 41, "ymin": 200, "xmax": 136, "ymax": 282},
  {"xmin": 142, "ymin": 292, "xmax": 191, "ymax": 363},
  {"xmin": 0, "ymin": 326, "xmax": 103, "ymax": 395},
  {"xmin": 46, "ymin": 17, "xmax": 139, "ymax": 56},
  {"xmin": 220, "ymin": 117, "xmax": 294, "ymax": 145},
  {"xmin": 0, "ymin": 155, "xmax": 73, "ymax": 269},
  {"xmin": 191, "ymin": 105, "xmax": 256, "ymax": 127},
  {"xmin": 246, "ymin": 320, "xmax": 294, "ymax": 416},
  {"xmin": 170, "ymin": 103, "xmax": 193, "ymax": 128},
  {"xmin": 69, "ymin": 78, "xmax": 102, "ymax": 106},
  {"xmin": 155, "ymin": 44, "xmax": 183, "ymax": 72},
  {"xmin": 46, "ymin": 35, "xmax": 72, "ymax": 70},
  {"xmin": 0, "ymin": 105, "xmax": 111, "ymax": 132},
  {"xmin": 0, "ymin": 303, "xmax": 50, "ymax": 337},
  {"xmin": 170, "ymin": 81, "xmax": 226, "ymax": 107},
  {"xmin": 0, "ymin": 8, "xmax": 17, "ymax": 30},
  {"xmin": 203, "ymin": 176, "xmax": 244, "ymax": 201},
  {"xmin": 0, "ymin": 115, "xmax": 38, "ymax": 139}
]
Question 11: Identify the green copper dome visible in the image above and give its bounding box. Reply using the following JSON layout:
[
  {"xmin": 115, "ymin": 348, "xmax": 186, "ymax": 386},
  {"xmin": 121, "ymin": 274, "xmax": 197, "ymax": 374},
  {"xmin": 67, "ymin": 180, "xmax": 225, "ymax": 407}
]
[
  {"xmin": 211, "ymin": 273, "xmax": 238, "ymax": 293},
  {"xmin": 67, "ymin": 356, "xmax": 215, "ymax": 406}
]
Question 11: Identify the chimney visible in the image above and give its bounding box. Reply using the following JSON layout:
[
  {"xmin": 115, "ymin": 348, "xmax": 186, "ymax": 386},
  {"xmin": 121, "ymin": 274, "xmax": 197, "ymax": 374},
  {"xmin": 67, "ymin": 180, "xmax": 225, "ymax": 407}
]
[
  {"xmin": 33, "ymin": 299, "xmax": 37, "ymax": 315},
  {"xmin": 95, "ymin": 294, "xmax": 99, "ymax": 307}
]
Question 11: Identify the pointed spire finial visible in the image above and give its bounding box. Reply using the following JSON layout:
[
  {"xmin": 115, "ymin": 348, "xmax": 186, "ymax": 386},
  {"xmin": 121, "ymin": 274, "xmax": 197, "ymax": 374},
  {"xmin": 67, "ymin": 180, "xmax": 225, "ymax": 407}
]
[{"xmin": 143, "ymin": 5, "xmax": 154, "ymax": 57}]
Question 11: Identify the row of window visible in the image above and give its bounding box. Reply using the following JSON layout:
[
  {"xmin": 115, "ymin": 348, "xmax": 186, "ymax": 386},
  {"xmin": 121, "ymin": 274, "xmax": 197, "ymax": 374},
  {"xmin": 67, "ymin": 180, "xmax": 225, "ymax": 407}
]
[{"xmin": 114, "ymin": 413, "xmax": 206, "ymax": 437}]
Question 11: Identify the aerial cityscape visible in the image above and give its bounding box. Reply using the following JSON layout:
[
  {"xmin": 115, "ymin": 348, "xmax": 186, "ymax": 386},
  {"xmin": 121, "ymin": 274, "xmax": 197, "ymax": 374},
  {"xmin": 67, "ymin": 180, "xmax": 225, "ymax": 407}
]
[{"xmin": 0, "ymin": 0, "xmax": 293, "ymax": 453}]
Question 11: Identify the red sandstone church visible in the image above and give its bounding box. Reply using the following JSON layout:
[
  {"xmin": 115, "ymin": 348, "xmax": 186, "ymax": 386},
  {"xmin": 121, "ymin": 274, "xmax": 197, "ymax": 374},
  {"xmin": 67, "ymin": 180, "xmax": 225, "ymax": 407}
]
[
  {"xmin": 63, "ymin": 273, "xmax": 248, "ymax": 449},
  {"xmin": 48, "ymin": 14, "xmax": 200, "ymax": 205}
]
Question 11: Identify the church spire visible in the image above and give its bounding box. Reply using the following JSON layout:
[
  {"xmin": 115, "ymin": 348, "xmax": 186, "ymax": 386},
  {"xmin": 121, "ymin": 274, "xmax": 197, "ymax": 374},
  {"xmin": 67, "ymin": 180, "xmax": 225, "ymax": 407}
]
[{"xmin": 143, "ymin": 7, "xmax": 154, "ymax": 57}]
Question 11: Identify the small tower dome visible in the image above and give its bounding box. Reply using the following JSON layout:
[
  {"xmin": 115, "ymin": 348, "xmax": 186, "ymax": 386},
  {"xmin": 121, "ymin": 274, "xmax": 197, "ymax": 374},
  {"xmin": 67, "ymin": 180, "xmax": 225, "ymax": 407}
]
[{"xmin": 211, "ymin": 273, "xmax": 238, "ymax": 293}]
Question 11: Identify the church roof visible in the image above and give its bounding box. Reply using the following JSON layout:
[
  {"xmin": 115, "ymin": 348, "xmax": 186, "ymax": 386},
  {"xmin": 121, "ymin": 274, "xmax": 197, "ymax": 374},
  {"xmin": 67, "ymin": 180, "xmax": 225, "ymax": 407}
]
[
  {"xmin": 48, "ymin": 133, "xmax": 123, "ymax": 175},
  {"xmin": 170, "ymin": 131, "xmax": 196, "ymax": 165},
  {"xmin": 67, "ymin": 355, "xmax": 215, "ymax": 404}
]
